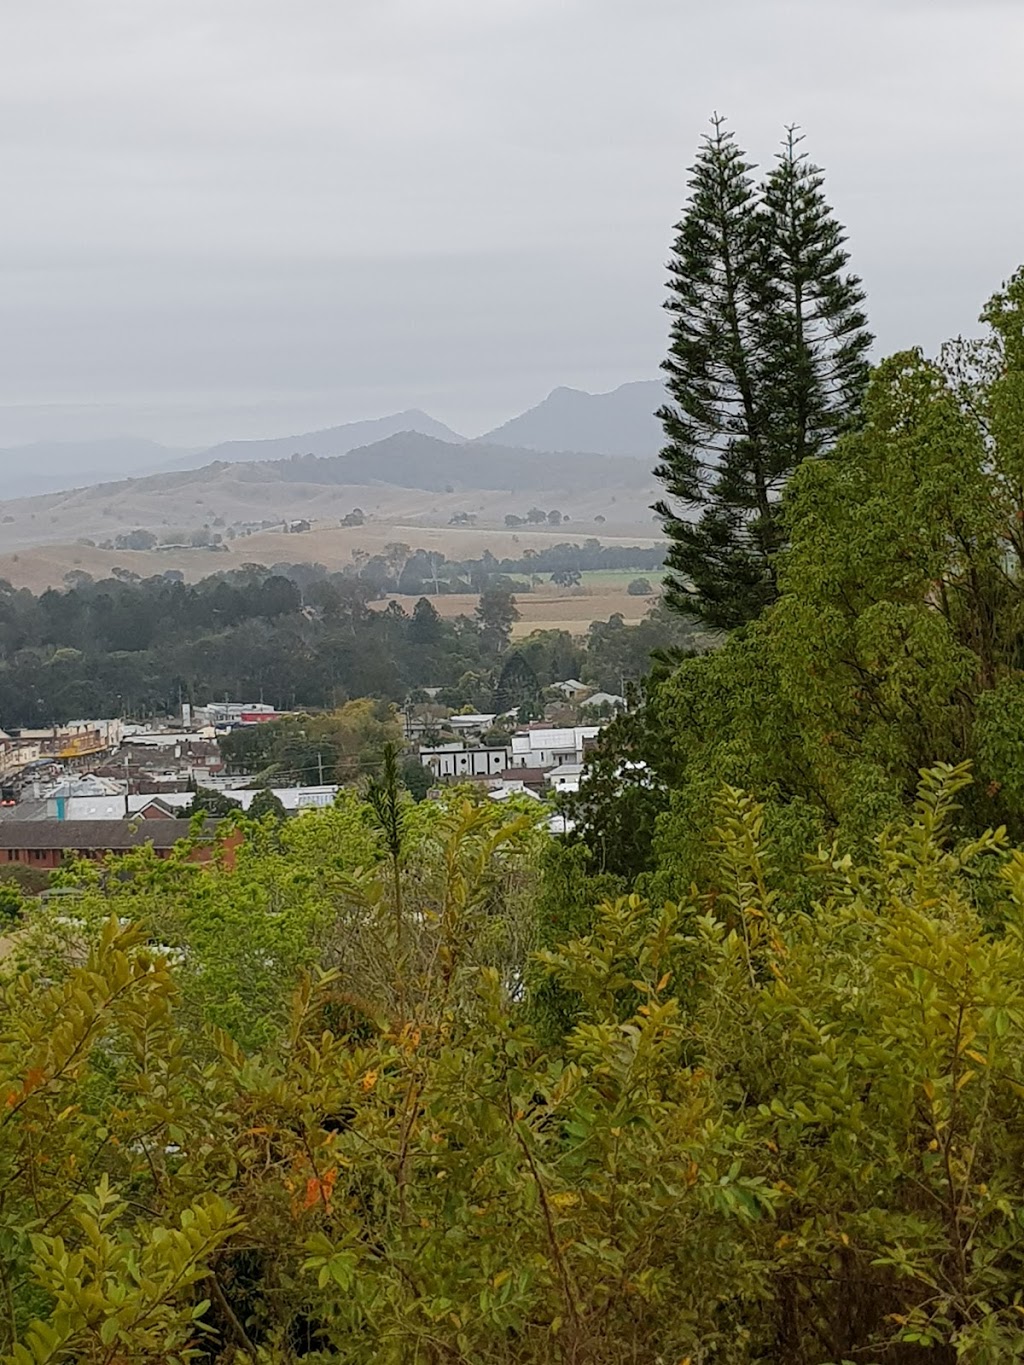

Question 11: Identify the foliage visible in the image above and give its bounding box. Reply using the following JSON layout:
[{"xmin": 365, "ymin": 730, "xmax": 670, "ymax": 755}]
[
  {"xmin": 219, "ymin": 700, "xmax": 402, "ymax": 785},
  {"xmin": 400, "ymin": 756, "xmax": 432, "ymax": 801},
  {"xmin": 247, "ymin": 788, "xmax": 287, "ymax": 821},
  {"xmin": 582, "ymin": 268, "xmax": 1024, "ymax": 888},
  {"xmin": 0, "ymin": 552, "xmax": 685, "ymax": 725},
  {"xmin": 176, "ymin": 788, "xmax": 243, "ymax": 819},
  {"xmin": 0, "ymin": 881, "xmax": 23, "ymax": 926},
  {"xmin": 475, "ymin": 588, "xmax": 519, "ymax": 655},
  {"xmin": 655, "ymin": 117, "xmax": 871, "ymax": 628},
  {"xmin": 5, "ymin": 767, "xmax": 1024, "ymax": 1360},
  {"xmin": 493, "ymin": 652, "xmax": 541, "ymax": 716}
]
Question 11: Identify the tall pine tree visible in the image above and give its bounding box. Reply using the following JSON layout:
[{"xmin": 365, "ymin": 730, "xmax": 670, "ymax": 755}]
[{"xmin": 655, "ymin": 118, "xmax": 872, "ymax": 629}]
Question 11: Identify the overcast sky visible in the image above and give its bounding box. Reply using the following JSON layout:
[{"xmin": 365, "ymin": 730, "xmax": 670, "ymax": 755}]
[{"xmin": 0, "ymin": 0, "xmax": 1021, "ymax": 449}]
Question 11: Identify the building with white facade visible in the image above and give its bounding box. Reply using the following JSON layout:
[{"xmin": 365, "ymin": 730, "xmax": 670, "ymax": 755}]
[
  {"xmin": 419, "ymin": 744, "xmax": 511, "ymax": 781},
  {"xmin": 509, "ymin": 726, "xmax": 600, "ymax": 770}
]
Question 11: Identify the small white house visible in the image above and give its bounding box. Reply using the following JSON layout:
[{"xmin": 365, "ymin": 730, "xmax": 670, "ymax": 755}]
[
  {"xmin": 447, "ymin": 714, "xmax": 498, "ymax": 736},
  {"xmin": 545, "ymin": 762, "xmax": 585, "ymax": 795}
]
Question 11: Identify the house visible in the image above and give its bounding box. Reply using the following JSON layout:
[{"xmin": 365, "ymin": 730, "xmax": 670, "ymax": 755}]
[
  {"xmin": 0, "ymin": 735, "xmax": 41, "ymax": 779},
  {"xmin": 545, "ymin": 762, "xmax": 585, "ymax": 795},
  {"xmin": 0, "ymin": 819, "xmax": 229, "ymax": 870},
  {"xmin": 42, "ymin": 784, "xmax": 341, "ymax": 821},
  {"xmin": 134, "ymin": 797, "xmax": 180, "ymax": 819},
  {"xmin": 499, "ymin": 766, "xmax": 549, "ymax": 795},
  {"xmin": 238, "ymin": 785, "xmax": 339, "ymax": 812},
  {"xmin": 550, "ymin": 679, "xmax": 588, "ymax": 700},
  {"xmin": 508, "ymin": 726, "xmax": 600, "ymax": 770},
  {"xmin": 446, "ymin": 714, "xmax": 499, "ymax": 738},
  {"xmin": 197, "ymin": 702, "xmax": 280, "ymax": 727},
  {"xmin": 487, "ymin": 781, "xmax": 542, "ymax": 804},
  {"xmin": 579, "ymin": 691, "xmax": 626, "ymax": 713}
]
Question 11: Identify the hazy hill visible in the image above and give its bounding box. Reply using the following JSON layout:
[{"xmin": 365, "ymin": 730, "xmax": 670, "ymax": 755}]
[
  {"xmin": 0, "ymin": 384, "xmax": 668, "ymax": 499},
  {"xmin": 0, "ymin": 434, "xmax": 659, "ymax": 555},
  {"xmin": 282, "ymin": 431, "xmax": 653, "ymax": 493},
  {"xmin": 477, "ymin": 380, "xmax": 665, "ymax": 457},
  {"xmin": 183, "ymin": 410, "xmax": 466, "ymax": 468},
  {"xmin": 0, "ymin": 437, "xmax": 192, "ymax": 497}
]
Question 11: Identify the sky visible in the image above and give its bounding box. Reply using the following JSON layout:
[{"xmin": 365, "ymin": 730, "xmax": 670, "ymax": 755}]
[{"xmin": 0, "ymin": 0, "xmax": 1021, "ymax": 450}]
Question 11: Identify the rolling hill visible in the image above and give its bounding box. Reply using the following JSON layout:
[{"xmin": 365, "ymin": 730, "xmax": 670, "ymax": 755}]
[
  {"xmin": 181, "ymin": 409, "xmax": 467, "ymax": 468},
  {"xmin": 0, "ymin": 433, "xmax": 661, "ymax": 564}
]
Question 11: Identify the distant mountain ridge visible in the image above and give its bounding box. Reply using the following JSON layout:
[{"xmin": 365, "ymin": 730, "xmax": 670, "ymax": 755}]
[
  {"xmin": 267, "ymin": 431, "xmax": 653, "ymax": 493},
  {"xmin": 476, "ymin": 380, "xmax": 665, "ymax": 457},
  {"xmin": 180, "ymin": 409, "xmax": 466, "ymax": 469},
  {"xmin": 0, "ymin": 381, "xmax": 665, "ymax": 498},
  {"xmin": 0, "ymin": 428, "xmax": 659, "ymax": 558}
]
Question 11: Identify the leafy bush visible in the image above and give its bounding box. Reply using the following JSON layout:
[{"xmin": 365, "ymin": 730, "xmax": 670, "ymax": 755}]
[{"xmin": 3, "ymin": 768, "xmax": 1024, "ymax": 1360}]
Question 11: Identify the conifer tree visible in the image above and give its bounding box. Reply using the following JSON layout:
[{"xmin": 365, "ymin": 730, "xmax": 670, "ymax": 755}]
[
  {"xmin": 757, "ymin": 128, "xmax": 872, "ymax": 469},
  {"xmin": 655, "ymin": 118, "xmax": 872, "ymax": 629}
]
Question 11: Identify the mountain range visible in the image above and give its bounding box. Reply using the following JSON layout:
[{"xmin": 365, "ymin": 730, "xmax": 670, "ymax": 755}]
[{"xmin": 0, "ymin": 381, "xmax": 666, "ymax": 498}]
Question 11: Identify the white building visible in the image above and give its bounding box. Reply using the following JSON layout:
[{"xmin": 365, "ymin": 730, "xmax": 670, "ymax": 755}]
[
  {"xmin": 419, "ymin": 744, "xmax": 511, "ymax": 781},
  {"xmin": 545, "ymin": 762, "xmax": 585, "ymax": 796},
  {"xmin": 46, "ymin": 785, "xmax": 341, "ymax": 821},
  {"xmin": 509, "ymin": 726, "xmax": 600, "ymax": 770}
]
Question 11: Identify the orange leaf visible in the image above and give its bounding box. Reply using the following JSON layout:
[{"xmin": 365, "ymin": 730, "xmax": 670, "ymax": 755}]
[
  {"xmin": 303, "ymin": 1168, "xmax": 338, "ymax": 1212},
  {"xmin": 22, "ymin": 1068, "xmax": 46, "ymax": 1096}
]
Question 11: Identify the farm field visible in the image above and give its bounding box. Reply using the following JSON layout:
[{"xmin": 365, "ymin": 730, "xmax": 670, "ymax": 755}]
[
  {"xmin": 382, "ymin": 587, "xmax": 650, "ymax": 637},
  {"xmin": 0, "ymin": 522, "xmax": 664, "ymax": 595}
]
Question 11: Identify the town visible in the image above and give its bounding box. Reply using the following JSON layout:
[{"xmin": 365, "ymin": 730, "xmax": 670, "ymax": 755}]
[{"xmin": 0, "ymin": 682, "xmax": 626, "ymax": 872}]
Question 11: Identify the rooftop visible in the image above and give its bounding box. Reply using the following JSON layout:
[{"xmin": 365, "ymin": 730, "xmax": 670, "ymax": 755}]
[{"xmin": 0, "ymin": 820, "xmax": 222, "ymax": 851}]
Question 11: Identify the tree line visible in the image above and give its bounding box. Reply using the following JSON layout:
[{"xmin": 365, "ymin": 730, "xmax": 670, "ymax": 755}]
[{"xmin": 0, "ymin": 564, "xmax": 695, "ymax": 727}]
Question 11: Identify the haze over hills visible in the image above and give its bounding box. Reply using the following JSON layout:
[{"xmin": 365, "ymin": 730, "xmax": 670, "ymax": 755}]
[
  {"xmin": 176, "ymin": 409, "xmax": 467, "ymax": 469},
  {"xmin": 0, "ymin": 431, "xmax": 660, "ymax": 563},
  {"xmin": 289, "ymin": 432, "xmax": 653, "ymax": 494},
  {"xmin": 0, "ymin": 381, "xmax": 665, "ymax": 498},
  {"xmin": 476, "ymin": 380, "xmax": 666, "ymax": 457},
  {"xmin": 0, "ymin": 437, "xmax": 198, "ymax": 499}
]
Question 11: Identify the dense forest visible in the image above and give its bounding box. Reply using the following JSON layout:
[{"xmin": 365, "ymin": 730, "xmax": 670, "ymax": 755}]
[{"xmin": 0, "ymin": 546, "xmax": 687, "ymax": 727}]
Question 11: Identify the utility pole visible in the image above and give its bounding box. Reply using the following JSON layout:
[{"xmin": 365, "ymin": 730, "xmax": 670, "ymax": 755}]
[
  {"xmin": 317, "ymin": 751, "xmax": 324, "ymax": 785},
  {"xmin": 123, "ymin": 752, "xmax": 130, "ymax": 818}
]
